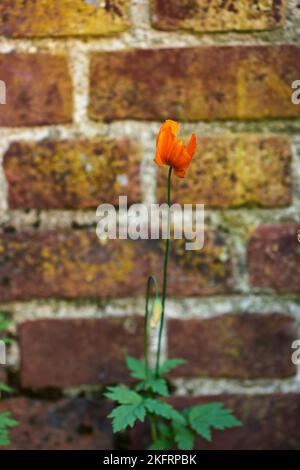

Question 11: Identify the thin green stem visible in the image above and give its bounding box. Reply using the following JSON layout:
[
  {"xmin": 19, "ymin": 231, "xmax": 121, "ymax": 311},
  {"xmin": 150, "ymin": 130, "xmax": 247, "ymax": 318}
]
[
  {"xmin": 155, "ymin": 166, "xmax": 172, "ymax": 377},
  {"xmin": 149, "ymin": 415, "xmax": 158, "ymax": 443}
]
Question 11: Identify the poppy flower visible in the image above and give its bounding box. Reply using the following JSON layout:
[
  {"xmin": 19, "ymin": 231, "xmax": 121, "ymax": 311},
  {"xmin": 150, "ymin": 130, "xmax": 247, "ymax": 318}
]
[{"xmin": 154, "ymin": 120, "xmax": 197, "ymax": 178}]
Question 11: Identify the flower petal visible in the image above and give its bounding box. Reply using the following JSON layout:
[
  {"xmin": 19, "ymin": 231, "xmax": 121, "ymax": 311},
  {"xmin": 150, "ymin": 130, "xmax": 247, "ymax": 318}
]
[
  {"xmin": 186, "ymin": 133, "xmax": 197, "ymax": 157},
  {"xmin": 164, "ymin": 119, "xmax": 179, "ymax": 137},
  {"xmin": 157, "ymin": 126, "xmax": 176, "ymax": 164},
  {"xmin": 173, "ymin": 167, "xmax": 186, "ymax": 178},
  {"xmin": 154, "ymin": 120, "xmax": 196, "ymax": 178}
]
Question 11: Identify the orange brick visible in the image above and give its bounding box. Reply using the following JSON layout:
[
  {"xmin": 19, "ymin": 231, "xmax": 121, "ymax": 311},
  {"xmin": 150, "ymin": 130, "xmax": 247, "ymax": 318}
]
[
  {"xmin": 4, "ymin": 139, "xmax": 141, "ymax": 209},
  {"xmin": 0, "ymin": 0, "xmax": 129, "ymax": 37},
  {"xmin": 152, "ymin": 0, "xmax": 288, "ymax": 32},
  {"xmin": 89, "ymin": 45, "xmax": 300, "ymax": 122},
  {"xmin": 0, "ymin": 230, "xmax": 232, "ymax": 301},
  {"xmin": 157, "ymin": 134, "xmax": 292, "ymax": 208}
]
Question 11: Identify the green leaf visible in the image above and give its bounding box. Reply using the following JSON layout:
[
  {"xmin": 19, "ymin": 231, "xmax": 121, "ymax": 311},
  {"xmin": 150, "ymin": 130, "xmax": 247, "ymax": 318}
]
[
  {"xmin": 158, "ymin": 422, "xmax": 173, "ymax": 439},
  {"xmin": 144, "ymin": 399, "xmax": 186, "ymax": 425},
  {"xmin": 172, "ymin": 422, "xmax": 195, "ymax": 450},
  {"xmin": 0, "ymin": 383, "xmax": 13, "ymax": 393},
  {"xmin": 104, "ymin": 386, "xmax": 142, "ymax": 405},
  {"xmin": 0, "ymin": 314, "xmax": 10, "ymax": 332},
  {"xmin": 188, "ymin": 402, "xmax": 242, "ymax": 442},
  {"xmin": 1, "ymin": 338, "xmax": 14, "ymax": 345},
  {"xmin": 159, "ymin": 359, "xmax": 186, "ymax": 375},
  {"xmin": 136, "ymin": 378, "xmax": 169, "ymax": 397},
  {"xmin": 0, "ymin": 433, "xmax": 10, "ymax": 446},
  {"xmin": 0, "ymin": 411, "xmax": 19, "ymax": 428},
  {"xmin": 125, "ymin": 356, "xmax": 147, "ymax": 380},
  {"xmin": 108, "ymin": 403, "xmax": 146, "ymax": 433},
  {"xmin": 0, "ymin": 411, "xmax": 19, "ymax": 445}
]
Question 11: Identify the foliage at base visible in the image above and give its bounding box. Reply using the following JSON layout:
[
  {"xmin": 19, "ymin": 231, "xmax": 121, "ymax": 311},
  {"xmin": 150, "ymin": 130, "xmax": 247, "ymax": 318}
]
[{"xmin": 105, "ymin": 356, "xmax": 241, "ymax": 450}]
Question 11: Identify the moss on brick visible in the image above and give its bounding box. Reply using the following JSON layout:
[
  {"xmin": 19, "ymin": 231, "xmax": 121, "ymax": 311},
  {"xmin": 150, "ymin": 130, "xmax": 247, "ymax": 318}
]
[
  {"xmin": 152, "ymin": 0, "xmax": 288, "ymax": 33},
  {"xmin": 0, "ymin": 0, "xmax": 129, "ymax": 37}
]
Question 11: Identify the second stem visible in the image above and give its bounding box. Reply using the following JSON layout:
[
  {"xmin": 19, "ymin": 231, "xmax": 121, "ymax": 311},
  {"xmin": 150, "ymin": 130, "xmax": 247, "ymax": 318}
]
[{"xmin": 155, "ymin": 166, "xmax": 172, "ymax": 377}]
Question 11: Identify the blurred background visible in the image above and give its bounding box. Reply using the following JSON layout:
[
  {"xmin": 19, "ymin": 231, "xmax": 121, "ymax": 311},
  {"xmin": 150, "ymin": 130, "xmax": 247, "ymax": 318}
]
[{"xmin": 0, "ymin": 0, "xmax": 300, "ymax": 449}]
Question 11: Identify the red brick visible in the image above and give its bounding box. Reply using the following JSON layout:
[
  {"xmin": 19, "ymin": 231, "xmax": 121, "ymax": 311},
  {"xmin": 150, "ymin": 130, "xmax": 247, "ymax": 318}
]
[
  {"xmin": 167, "ymin": 314, "xmax": 297, "ymax": 378},
  {"xmin": 152, "ymin": 0, "xmax": 288, "ymax": 32},
  {"xmin": 157, "ymin": 134, "xmax": 292, "ymax": 208},
  {"xmin": 0, "ymin": 397, "xmax": 113, "ymax": 450},
  {"xmin": 3, "ymin": 139, "xmax": 141, "ymax": 209},
  {"xmin": 20, "ymin": 317, "xmax": 144, "ymax": 388},
  {"xmin": 0, "ymin": 230, "xmax": 232, "ymax": 302},
  {"xmin": 0, "ymin": 54, "xmax": 72, "ymax": 126},
  {"xmin": 0, "ymin": 366, "xmax": 6, "ymax": 384},
  {"xmin": 0, "ymin": 0, "xmax": 129, "ymax": 38},
  {"xmin": 248, "ymin": 224, "xmax": 300, "ymax": 293},
  {"xmin": 130, "ymin": 394, "xmax": 300, "ymax": 450},
  {"xmin": 89, "ymin": 45, "xmax": 300, "ymax": 122}
]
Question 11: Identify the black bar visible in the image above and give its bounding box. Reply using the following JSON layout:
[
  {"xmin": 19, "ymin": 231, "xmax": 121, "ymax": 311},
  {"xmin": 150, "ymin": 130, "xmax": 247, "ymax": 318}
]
[{"xmin": 0, "ymin": 450, "xmax": 298, "ymax": 467}]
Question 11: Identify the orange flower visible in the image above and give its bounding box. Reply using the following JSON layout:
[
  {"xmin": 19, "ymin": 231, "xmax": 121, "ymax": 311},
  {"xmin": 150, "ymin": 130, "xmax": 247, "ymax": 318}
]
[{"xmin": 154, "ymin": 120, "xmax": 197, "ymax": 178}]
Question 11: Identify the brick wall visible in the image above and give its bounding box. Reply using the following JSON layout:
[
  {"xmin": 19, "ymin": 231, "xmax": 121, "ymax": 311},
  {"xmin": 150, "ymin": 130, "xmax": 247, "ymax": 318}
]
[{"xmin": 0, "ymin": 0, "xmax": 300, "ymax": 450}]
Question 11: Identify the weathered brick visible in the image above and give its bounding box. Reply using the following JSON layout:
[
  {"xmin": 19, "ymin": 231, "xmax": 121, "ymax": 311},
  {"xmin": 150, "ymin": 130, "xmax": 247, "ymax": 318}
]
[
  {"xmin": 4, "ymin": 139, "xmax": 141, "ymax": 209},
  {"xmin": 0, "ymin": 0, "xmax": 129, "ymax": 37},
  {"xmin": 248, "ymin": 224, "xmax": 300, "ymax": 292},
  {"xmin": 152, "ymin": 0, "xmax": 288, "ymax": 32},
  {"xmin": 130, "ymin": 394, "xmax": 300, "ymax": 450},
  {"xmin": 0, "ymin": 230, "xmax": 232, "ymax": 302},
  {"xmin": 0, "ymin": 54, "xmax": 72, "ymax": 126},
  {"xmin": 167, "ymin": 314, "xmax": 297, "ymax": 378},
  {"xmin": 20, "ymin": 317, "xmax": 144, "ymax": 388},
  {"xmin": 0, "ymin": 397, "xmax": 113, "ymax": 450},
  {"xmin": 157, "ymin": 134, "xmax": 292, "ymax": 208},
  {"xmin": 0, "ymin": 365, "xmax": 6, "ymax": 384},
  {"xmin": 89, "ymin": 45, "xmax": 300, "ymax": 122}
]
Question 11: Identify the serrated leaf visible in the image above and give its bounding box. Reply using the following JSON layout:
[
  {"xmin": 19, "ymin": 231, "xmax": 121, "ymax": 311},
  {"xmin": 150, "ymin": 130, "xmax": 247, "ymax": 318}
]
[
  {"xmin": 125, "ymin": 356, "xmax": 147, "ymax": 380},
  {"xmin": 144, "ymin": 399, "xmax": 186, "ymax": 425},
  {"xmin": 188, "ymin": 402, "xmax": 242, "ymax": 442},
  {"xmin": 0, "ymin": 410, "xmax": 18, "ymax": 446},
  {"xmin": 0, "ymin": 431, "xmax": 10, "ymax": 446},
  {"xmin": 136, "ymin": 378, "xmax": 169, "ymax": 397},
  {"xmin": 1, "ymin": 338, "xmax": 14, "ymax": 345},
  {"xmin": 108, "ymin": 403, "xmax": 146, "ymax": 433},
  {"xmin": 0, "ymin": 411, "xmax": 19, "ymax": 428},
  {"xmin": 104, "ymin": 386, "xmax": 142, "ymax": 405},
  {"xmin": 0, "ymin": 383, "xmax": 12, "ymax": 393},
  {"xmin": 172, "ymin": 422, "xmax": 195, "ymax": 450},
  {"xmin": 0, "ymin": 376, "xmax": 18, "ymax": 447},
  {"xmin": 0, "ymin": 314, "xmax": 10, "ymax": 332},
  {"xmin": 159, "ymin": 359, "xmax": 186, "ymax": 375}
]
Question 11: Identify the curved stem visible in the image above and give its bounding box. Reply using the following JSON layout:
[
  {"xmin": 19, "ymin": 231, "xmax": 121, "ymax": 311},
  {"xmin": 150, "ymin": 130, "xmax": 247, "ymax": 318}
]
[
  {"xmin": 144, "ymin": 275, "xmax": 159, "ymax": 380},
  {"xmin": 155, "ymin": 166, "xmax": 172, "ymax": 377}
]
